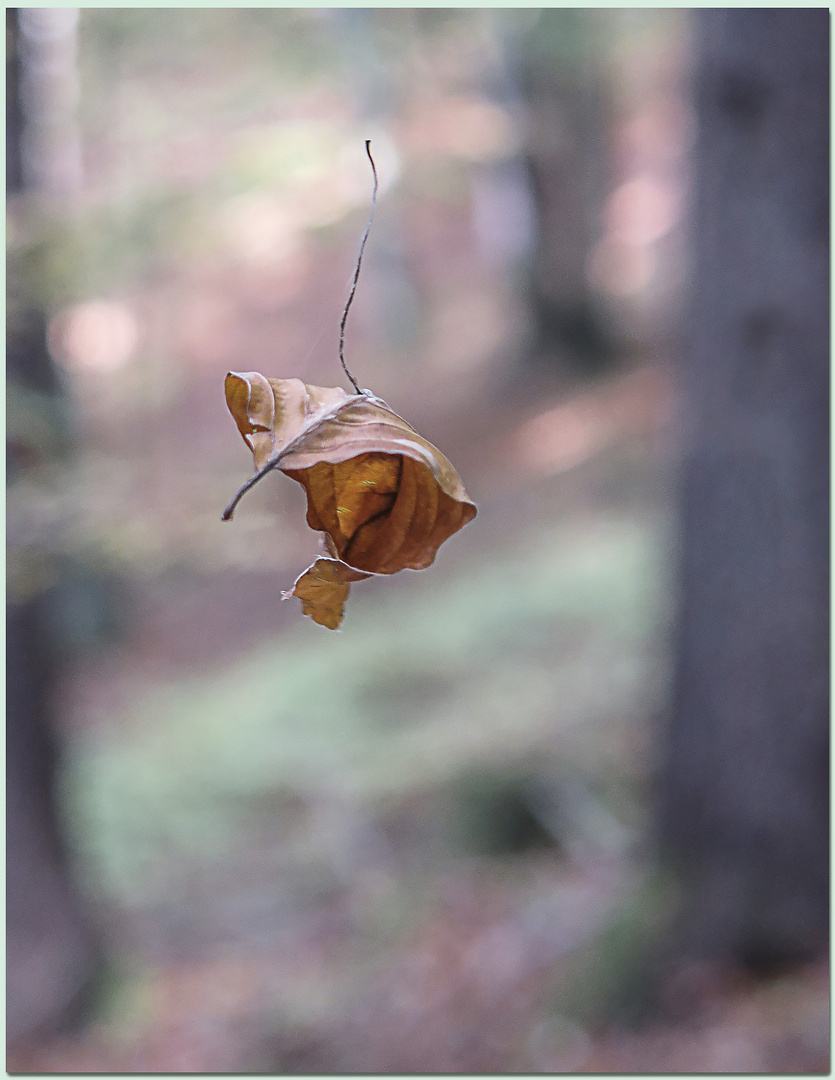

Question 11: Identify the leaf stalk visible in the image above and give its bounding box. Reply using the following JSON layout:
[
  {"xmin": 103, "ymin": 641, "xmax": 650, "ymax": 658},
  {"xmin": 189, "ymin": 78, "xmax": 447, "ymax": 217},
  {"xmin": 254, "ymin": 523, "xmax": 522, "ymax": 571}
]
[{"xmin": 338, "ymin": 139, "xmax": 377, "ymax": 396}]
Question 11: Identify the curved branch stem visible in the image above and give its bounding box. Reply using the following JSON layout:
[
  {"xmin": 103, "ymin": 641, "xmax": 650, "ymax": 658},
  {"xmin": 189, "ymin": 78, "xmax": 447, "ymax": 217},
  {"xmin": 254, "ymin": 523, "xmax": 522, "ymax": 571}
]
[
  {"xmin": 221, "ymin": 394, "xmax": 379, "ymax": 521},
  {"xmin": 221, "ymin": 454, "xmax": 282, "ymax": 520}
]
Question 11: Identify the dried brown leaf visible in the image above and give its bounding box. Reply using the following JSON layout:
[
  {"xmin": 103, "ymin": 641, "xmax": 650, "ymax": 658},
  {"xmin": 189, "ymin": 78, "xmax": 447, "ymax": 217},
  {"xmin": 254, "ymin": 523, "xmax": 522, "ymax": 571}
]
[{"xmin": 224, "ymin": 372, "xmax": 477, "ymax": 627}]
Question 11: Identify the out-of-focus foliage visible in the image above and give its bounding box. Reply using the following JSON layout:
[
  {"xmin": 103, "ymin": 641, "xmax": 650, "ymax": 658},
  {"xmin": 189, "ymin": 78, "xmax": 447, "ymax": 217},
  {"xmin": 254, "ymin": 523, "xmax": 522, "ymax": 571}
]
[{"xmin": 65, "ymin": 511, "xmax": 661, "ymax": 907}]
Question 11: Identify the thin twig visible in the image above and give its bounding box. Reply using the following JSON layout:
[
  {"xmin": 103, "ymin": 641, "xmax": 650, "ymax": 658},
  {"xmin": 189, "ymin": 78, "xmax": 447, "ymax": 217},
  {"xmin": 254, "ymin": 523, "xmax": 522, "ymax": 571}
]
[
  {"xmin": 221, "ymin": 392, "xmax": 381, "ymax": 521},
  {"xmin": 221, "ymin": 454, "xmax": 279, "ymax": 521},
  {"xmin": 339, "ymin": 139, "xmax": 377, "ymax": 396}
]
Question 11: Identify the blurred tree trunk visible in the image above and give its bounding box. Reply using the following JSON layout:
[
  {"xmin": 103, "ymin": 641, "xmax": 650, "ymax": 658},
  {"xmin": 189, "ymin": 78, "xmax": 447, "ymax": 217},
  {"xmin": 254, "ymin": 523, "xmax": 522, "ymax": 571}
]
[
  {"xmin": 513, "ymin": 10, "xmax": 614, "ymax": 375},
  {"xmin": 6, "ymin": 8, "xmax": 24, "ymax": 192},
  {"xmin": 7, "ymin": 7, "xmax": 100, "ymax": 1045},
  {"xmin": 659, "ymin": 9, "xmax": 829, "ymax": 969},
  {"xmin": 7, "ymin": 597, "xmax": 100, "ymax": 1044}
]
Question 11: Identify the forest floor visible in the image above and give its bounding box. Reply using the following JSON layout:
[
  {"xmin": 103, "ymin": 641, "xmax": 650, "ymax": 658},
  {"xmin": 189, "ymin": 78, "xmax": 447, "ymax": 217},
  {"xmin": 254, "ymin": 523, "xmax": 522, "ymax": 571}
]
[{"xmin": 8, "ymin": 351, "xmax": 830, "ymax": 1074}]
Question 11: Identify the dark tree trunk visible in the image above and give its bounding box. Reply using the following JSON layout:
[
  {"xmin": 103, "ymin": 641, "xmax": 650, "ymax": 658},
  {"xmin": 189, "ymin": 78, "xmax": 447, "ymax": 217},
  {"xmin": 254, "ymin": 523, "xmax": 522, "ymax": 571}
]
[
  {"xmin": 659, "ymin": 10, "xmax": 829, "ymax": 969},
  {"xmin": 7, "ymin": 598, "xmax": 100, "ymax": 1043},
  {"xmin": 7, "ymin": 8, "xmax": 101, "ymax": 1045}
]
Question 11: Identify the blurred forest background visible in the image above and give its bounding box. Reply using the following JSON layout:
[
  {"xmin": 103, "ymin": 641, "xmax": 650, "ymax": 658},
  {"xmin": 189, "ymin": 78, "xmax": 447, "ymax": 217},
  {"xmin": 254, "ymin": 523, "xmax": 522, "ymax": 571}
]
[{"xmin": 7, "ymin": 7, "xmax": 828, "ymax": 1073}]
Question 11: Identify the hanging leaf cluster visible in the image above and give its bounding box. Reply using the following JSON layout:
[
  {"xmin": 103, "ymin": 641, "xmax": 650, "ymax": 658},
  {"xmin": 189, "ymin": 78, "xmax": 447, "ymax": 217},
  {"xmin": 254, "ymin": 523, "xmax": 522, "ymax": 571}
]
[{"xmin": 223, "ymin": 371, "xmax": 477, "ymax": 629}]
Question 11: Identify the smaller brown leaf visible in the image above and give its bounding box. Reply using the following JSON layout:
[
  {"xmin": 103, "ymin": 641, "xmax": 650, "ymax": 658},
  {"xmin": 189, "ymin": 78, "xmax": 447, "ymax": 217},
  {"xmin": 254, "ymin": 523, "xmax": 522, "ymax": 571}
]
[{"xmin": 283, "ymin": 558, "xmax": 372, "ymax": 630}]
